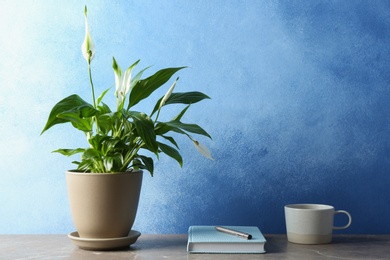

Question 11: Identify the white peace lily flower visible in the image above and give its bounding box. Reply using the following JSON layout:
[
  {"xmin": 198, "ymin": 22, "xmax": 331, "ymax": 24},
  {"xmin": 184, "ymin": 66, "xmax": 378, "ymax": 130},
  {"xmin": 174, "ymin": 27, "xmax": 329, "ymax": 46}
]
[
  {"xmin": 193, "ymin": 140, "xmax": 214, "ymax": 160},
  {"xmin": 123, "ymin": 67, "xmax": 133, "ymax": 96},
  {"xmin": 113, "ymin": 57, "xmax": 134, "ymax": 103},
  {"xmin": 81, "ymin": 6, "xmax": 95, "ymax": 64},
  {"xmin": 113, "ymin": 57, "xmax": 123, "ymax": 99},
  {"xmin": 159, "ymin": 77, "xmax": 179, "ymax": 109}
]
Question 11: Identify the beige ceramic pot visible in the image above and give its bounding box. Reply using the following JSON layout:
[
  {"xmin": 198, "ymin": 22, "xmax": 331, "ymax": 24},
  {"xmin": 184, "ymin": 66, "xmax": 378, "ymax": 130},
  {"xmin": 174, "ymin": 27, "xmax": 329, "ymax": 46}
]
[{"xmin": 66, "ymin": 170, "xmax": 143, "ymax": 239}]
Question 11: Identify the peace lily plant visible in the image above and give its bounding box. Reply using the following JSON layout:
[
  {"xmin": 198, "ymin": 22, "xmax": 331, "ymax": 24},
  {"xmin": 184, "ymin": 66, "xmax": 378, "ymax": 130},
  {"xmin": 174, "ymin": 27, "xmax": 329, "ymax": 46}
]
[{"xmin": 41, "ymin": 6, "xmax": 213, "ymax": 176}]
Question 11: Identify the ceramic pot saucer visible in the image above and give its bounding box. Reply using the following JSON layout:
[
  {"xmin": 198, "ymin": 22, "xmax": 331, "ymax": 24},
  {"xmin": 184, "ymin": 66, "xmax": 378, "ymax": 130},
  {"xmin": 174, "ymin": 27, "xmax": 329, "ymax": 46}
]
[{"xmin": 68, "ymin": 230, "xmax": 141, "ymax": 250}]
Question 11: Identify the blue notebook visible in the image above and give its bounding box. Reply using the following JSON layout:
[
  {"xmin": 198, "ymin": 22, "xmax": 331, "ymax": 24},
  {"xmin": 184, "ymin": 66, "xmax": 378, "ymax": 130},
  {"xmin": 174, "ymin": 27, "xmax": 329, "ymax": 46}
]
[{"xmin": 187, "ymin": 226, "xmax": 266, "ymax": 254}]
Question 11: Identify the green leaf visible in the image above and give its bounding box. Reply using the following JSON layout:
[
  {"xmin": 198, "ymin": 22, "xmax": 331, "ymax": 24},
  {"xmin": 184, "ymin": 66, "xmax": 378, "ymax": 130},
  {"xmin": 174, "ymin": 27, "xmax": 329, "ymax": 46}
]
[
  {"xmin": 138, "ymin": 155, "xmax": 154, "ymax": 176},
  {"xmin": 103, "ymin": 153, "xmax": 123, "ymax": 172},
  {"xmin": 103, "ymin": 156, "xmax": 114, "ymax": 172},
  {"xmin": 101, "ymin": 138, "xmax": 123, "ymax": 155},
  {"xmin": 155, "ymin": 120, "xmax": 212, "ymax": 139},
  {"xmin": 97, "ymin": 88, "xmax": 111, "ymax": 106},
  {"xmin": 41, "ymin": 94, "xmax": 94, "ymax": 134},
  {"xmin": 151, "ymin": 91, "xmax": 210, "ymax": 115},
  {"xmin": 155, "ymin": 122, "xmax": 188, "ymax": 137},
  {"xmin": 129, "ymin": 65, "xmax": 151, "ymax": 93},
  {"xmin": 158, "ymin": 142, "xmax": 183, "ymax": 167},
  {"xmin": 98, "ymin": 103, "xmax": 111, "ymax": 114},
  {"xmin": 97, "ymin": 111, "xmax": 117, "ymax": 134},
  {"xmin": 76, "ymin": 159, "xmax": 94, "ymax": 172},
  {"xmin": 160, "ymin": 135, "xmax": 180, "ymax": 149},
  {"xmin": 82, "ymin": 148, "xmax": 101, "ymax": 160},
  {"xmin": 57, "ymin": 108, "xmax": 94, "ymax": 132},
  {"xmin": 88, "ymin": 135, "xmax": 107, "ymax": 150},
  {"xmin": 79, "ymin": 104, "xmax": 99, "ymax": 117},
  {"xmin": 78, "ymin": 148, "xmax": 106, "ymax": 172},
  {"xmin": 171, "ymin": 121, "xmax": 211, "ymax": 139},
  {"xmin": 128, "ymin": 67, "xmax": 185, "ymax": 108},
  {"xmin": 172, "ymin": 104, "xmax": 190, "ymax": 122},
  {"xmin": 123, "ymin": 119, "xmax": 135, "ymax": 137},
  {"xmin": 128, "ymin": 111, "xmax": 158, "ymax": 153},
  {"xmin": 52, "ymin": 148, "xmax": 85, "ymax": 156}
]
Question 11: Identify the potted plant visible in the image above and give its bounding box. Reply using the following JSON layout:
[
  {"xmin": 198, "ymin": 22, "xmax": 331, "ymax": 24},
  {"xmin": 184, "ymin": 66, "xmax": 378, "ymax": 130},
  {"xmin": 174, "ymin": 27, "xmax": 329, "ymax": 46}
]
[{"xmin": 41, "ymin": 6, "xmax": 212, "ymax": 250}]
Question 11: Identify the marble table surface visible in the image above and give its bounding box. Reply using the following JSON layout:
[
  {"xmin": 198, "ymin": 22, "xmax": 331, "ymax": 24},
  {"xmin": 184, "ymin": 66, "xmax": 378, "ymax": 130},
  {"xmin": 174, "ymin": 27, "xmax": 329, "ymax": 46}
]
[{"xmin": 1, "ymin": 234, "xmax": 389, "ymax": 259}]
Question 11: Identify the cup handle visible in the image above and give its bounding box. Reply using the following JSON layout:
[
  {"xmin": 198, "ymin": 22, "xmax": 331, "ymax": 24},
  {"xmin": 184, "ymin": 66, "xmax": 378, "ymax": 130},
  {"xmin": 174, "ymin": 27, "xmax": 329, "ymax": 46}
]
[{"xmin": 333, "ymin": 210, "xmax": 352, "ymax": 230}]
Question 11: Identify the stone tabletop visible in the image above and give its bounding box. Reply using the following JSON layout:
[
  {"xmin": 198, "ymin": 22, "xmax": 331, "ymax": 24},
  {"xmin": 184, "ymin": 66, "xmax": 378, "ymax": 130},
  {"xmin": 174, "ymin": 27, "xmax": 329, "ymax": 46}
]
[{"xmin": 1, "ymin": 234, "xmax": 389, "ymax": 259}]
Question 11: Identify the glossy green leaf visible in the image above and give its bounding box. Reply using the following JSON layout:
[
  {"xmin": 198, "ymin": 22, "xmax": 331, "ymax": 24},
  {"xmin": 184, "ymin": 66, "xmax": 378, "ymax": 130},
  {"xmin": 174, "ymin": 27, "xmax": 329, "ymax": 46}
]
[
  {"xmin": 128, "ymin": 67, "xmax": 185, "ymax": 108},
  {"xmin": 41, "ymin": 94, "xmax": 94, "ymax": 134},
  {"xmin": 171, "ymin": 105, "xmax": 190, "ymax": 122},
  {"xmin": 98, "ymin": 102, "xmax": 111, "ymax": 114},
  {"xmin": 151, "ymin": 91, "xmax": 210, "ymax": 115},
  {"xmin": 82, "ymin": 148, "xmax": 101, "ymax": 160},
  {"xmin": 57, "ymin": 111, "xmax": 93, "ymax": 132},
  {"xmin": 88, "ymin": 135, "xmax": 107, "ymax": 150},
  {"xmin": 158, "ymin": 142, "xmax": 183, "ymax": 167},
  {"xmin": 52, "ymin": 148, "xmax": 85, "ymax": 156},
  {"xmin": 103, "ymin": 156, "xmax": 114, "ymax": 171},
  {"xmin": 160, "ymin": 135, "xmax": 179, "ymax": 149},
  {"xmin": 128, "ymin": 66, "xmax": 151, "ymax": 96},
  {"xmin": 131, "ymin": 156, "xmax": 154, "ymax": 176},
  {"xmin": 101, "ymin": 138, "xmax": 123, "ymax": 155},
  {"xmin": 103, "ymin": 153, "xmax": 123, "ymax": 172},
  {"xmin": 97, "ymin": 88, "xmax": 111, "ymax": 106},
  {"xmin": 155, "ymin": 120, "xmax": 212, "ymax": 139},
  {"xmin": 155, "ymin": 121, "xmax": 188, "ymax": 137},
  {"xmin": 128, "ymin": 111, "xmax": 158, "ymax": 153}
]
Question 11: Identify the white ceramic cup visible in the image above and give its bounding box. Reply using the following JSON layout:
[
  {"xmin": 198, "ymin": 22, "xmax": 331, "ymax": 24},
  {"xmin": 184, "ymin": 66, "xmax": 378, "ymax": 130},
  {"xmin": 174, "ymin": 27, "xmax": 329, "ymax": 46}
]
[{"xmin": 285, "ymin": 204, "xmax": 352, "ymax": 244}]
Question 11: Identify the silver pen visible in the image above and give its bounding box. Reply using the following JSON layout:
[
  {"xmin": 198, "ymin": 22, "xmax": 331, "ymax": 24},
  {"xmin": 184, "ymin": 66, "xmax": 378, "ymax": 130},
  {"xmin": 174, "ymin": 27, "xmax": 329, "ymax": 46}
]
[{"xmin": 215, "ymin": 226, "xmax": 252, "ymax": 240}]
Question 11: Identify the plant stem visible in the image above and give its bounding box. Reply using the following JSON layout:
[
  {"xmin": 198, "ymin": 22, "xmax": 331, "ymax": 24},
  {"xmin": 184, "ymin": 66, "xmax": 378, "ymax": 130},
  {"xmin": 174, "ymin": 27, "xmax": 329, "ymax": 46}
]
[
  {"xmin": 88, "ymin": 63, "xmax": 97, "ymax": 108},
  {"xmin": 88, "ymin": 63, "xmax": 99, "ymax": 133},
  {"xmin": 154, "ymin": 108, "xmax": 161, "ymax": 123}
]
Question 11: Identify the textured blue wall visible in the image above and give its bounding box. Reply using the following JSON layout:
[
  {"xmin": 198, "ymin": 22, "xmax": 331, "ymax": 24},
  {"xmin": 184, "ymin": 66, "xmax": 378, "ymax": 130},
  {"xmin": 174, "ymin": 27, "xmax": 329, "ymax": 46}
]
[{"xmin": 1, "ymin": 0, "xmax": 390, "ymax": 234}]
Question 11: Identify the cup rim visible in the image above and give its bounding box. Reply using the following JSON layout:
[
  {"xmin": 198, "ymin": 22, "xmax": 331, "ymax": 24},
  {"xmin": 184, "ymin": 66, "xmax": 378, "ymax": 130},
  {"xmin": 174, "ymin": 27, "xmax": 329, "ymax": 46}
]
[{"xmin": 285, "ymin": 204, "xmax": 334, "ymax": 211}]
